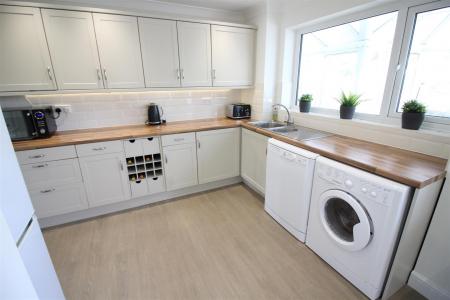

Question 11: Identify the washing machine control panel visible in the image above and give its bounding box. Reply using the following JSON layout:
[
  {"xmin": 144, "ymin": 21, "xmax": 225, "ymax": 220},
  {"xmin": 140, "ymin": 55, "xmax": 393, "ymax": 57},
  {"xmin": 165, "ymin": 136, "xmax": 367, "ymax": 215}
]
[{"xmin": 317, "ymin": 164, "xmax": 394, "ymax": 206}]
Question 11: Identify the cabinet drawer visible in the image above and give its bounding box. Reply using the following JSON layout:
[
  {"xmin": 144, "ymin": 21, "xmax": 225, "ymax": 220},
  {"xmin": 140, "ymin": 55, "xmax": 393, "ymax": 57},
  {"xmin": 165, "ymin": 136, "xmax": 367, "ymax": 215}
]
[
  {"xmin": 76, "ymin": 140, "xmax": 123, "ymax": 157},
  {"xmin": 123, "ymin": 139, "xmax": 143, "ymax": 157},
  {"xmin": 30, "ymin": 182, "xmax": 88, "ymax": 218},
  {"xmin": 130, "ymin": 179, "xmax": 148, "ymax": 198},
  {"xmin": 123, "ymin": 136, "xmax": 160, "ymax": 156},
  {"xmin": 161, "ymin": 132, "xmax": 195, "ymax": 146},
  {"xmin": 21, "ymin": 158, "xmax": 82, "ymax": 189},
  {"xmin": 147, "ymin": 176, "xmax": 165, "ymax": 194},
  {"xmin": 16, "ymin": 146, "xmax": 77, "ymax": 165},
  {"xmin": 142, "ymin": 137, "xmax": 160, "ymax": 154}
]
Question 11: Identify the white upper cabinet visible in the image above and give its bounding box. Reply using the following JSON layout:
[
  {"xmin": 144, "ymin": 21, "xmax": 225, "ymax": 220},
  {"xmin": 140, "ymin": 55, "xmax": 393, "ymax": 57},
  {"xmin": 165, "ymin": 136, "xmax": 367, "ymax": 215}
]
[
  {"xmin": 93, "ymin": 13, "xmax": 145, "ymax": 89},
  {"xmin": 211, "ymin": 25, "xmax": 255, "ymax": 87},
  {"xmin": 177, "ymin": 22, "xmax": 212, "ymax": 87},
  {"xmin": 0, "ymin": 6, "xmax": 56, "ymax": 92},
  {"xmin": 42, "ymin": 9, "xmax": 104, "ymax": 90},
  {"xmin": 197, "ymin": 128, "xmax": 240, "ymax": 184},
  {"xmin": 139, "ymin": 18, "xmax": 181, "ymax": 88}
]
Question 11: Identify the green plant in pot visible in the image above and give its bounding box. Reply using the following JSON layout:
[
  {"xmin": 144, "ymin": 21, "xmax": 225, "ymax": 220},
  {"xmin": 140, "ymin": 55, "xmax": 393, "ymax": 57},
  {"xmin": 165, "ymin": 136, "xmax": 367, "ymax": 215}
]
[
  {"xmin": 299, "ymin": 94, "xmax": 313, "ymax": 113},
  {"xmin": 402, "ymin": 100, "xmax": 426, "ymax": 130},
  {"xmin": 336, "ymin": 91, "xmax": 362, "ymax": 119}
]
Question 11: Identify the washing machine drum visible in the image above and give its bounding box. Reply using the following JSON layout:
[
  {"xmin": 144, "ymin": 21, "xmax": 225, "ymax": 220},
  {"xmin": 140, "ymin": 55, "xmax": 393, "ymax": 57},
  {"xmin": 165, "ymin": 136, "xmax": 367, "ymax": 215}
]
[{"xmin": 319, "ymin": 190, "xmax": 373, "ymax": 251}]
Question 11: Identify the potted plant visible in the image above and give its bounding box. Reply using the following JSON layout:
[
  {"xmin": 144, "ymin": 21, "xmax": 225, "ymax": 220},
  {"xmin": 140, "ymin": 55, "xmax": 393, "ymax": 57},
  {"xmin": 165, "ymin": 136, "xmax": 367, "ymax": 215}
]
[
  {"xmin": 401, "ymin": 100, "xmax": 426, "ymax": 130},
  {"xmin": 299, "ymin": 94, "xmax": 313, "ymax": 113},
  {"xmin": 336, "ymin": 91, "xmax": 363, "ymax": 120}
]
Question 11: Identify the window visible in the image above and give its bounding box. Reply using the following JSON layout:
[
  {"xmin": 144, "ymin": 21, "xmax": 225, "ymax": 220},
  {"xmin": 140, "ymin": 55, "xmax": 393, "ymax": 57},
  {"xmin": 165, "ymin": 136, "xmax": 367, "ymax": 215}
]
[
  {"xmin": 297, "ymin": 12, "xmax": 398, "ymax": 115},
  {"xmin": 397, "ymin": 6, "xmax": 450, "ymax": 119},
  {"xmin": 294, "ymin": 0, "xmax": 450, "ymax": 129}
]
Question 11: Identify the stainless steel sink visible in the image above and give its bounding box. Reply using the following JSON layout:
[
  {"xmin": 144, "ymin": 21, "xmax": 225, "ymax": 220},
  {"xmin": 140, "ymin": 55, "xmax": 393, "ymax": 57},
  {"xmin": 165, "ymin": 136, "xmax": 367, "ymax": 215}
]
[
  {"xmin": 249, "ymin": 120, "xmax": 333, "ymax": 141},
  {"xmin": 248, "ymin": 121, "xmax": 286, "ymax": 129},
  {"xmin": 270, "ymin": 127, "xmax": 299, "ymax": 133},
  {"xmin": 270, "ymin": 125, "xmax": 332, "ymax": 141}
]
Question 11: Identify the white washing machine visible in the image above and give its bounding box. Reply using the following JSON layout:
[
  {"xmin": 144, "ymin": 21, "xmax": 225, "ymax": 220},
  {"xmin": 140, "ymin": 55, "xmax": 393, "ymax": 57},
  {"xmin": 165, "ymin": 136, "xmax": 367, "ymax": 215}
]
[{"xmin": 306, "ymin": 157, "xmax": 412, "ymax": 300}]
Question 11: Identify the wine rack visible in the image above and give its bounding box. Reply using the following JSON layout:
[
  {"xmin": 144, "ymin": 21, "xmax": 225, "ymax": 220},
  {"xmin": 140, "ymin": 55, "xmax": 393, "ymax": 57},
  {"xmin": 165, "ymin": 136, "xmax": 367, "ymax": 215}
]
[
  {"xmin": 123, "ymin": 137, "xmax": 166, "ymax": 198},
  {"xmin": 126, "ymin": 153, "xmax": 163, "ymax": 182}
]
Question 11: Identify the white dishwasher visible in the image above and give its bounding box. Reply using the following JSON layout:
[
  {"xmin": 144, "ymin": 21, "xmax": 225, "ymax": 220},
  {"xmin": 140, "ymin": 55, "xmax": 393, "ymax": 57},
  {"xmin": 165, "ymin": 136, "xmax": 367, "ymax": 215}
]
[{"xmin": 265, "ymin": 138, "xmax": 319, "ymax": 242}]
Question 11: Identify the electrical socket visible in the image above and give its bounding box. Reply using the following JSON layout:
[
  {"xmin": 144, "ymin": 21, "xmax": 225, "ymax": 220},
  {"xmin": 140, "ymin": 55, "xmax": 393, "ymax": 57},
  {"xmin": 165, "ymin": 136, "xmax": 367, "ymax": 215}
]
[{"xmin": 53, "ymin": 104, "xmax": 72, "ymax": 113}]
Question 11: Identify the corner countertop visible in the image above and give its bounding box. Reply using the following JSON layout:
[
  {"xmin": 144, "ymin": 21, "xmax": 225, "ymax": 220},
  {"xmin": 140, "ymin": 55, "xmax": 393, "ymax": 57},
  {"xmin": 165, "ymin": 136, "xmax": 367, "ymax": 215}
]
[{"xmin": 13, "ymin": 118, "xmax": 447, "ymax": 188}]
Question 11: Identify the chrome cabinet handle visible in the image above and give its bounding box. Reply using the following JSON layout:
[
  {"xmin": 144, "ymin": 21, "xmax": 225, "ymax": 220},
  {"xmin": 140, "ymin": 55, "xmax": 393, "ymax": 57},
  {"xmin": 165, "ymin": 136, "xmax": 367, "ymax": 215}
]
[
  {"xmin": 165, "ymin": 155, "xmax": 168, "ymax": 164},
  {"xmin": 174, "ymin": 138, "xmax": 184, "ymax": 142},
  {"xmin": 29, "ymin": 154, "xmax": 45, "ymax": 159},
  {"xmin": 180, "ymin": 69, "xmax": 185, "ymax": 79},
  {"xmin": 212, "ymin": 69, "xmax": 216, "ymax": 80},
  {"xmin": 176, "ymin": 69, "xmax": 180, "ymax": 80},
  {"xmin": 47, "ymin": 67, "xmax": 53, "ymax": 80},
  {"xmin": 120, "ymin": 161, "xmax": 124, "ymax": 171},
  {"xmin": 92, "ymin": 147, "xmax": 106, "ymax": 151},
  {"xmin": 32, "ymin": 163, "xmax": 48, "ymax": 168},
  {"xmin": 198, "ymin": 141, "xmax": 201, "ymax": 149},
  {"xmin": 97, "ymin": 68, "xmax": 102, "ymax": 81},
  {"xmin": 103, "ymin": 69, "xmax": 108, "ymax": 81},
  {"xmin": 40, "ymin": 188, "xmax": 55, "ymax": 194}
]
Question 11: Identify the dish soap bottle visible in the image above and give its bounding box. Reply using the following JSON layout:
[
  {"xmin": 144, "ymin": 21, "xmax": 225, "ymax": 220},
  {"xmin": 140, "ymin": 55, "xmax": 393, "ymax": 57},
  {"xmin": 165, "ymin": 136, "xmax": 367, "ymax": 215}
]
[{"xmin": 272, "ymin": 106, "xmax": 278, "ymax": 121}]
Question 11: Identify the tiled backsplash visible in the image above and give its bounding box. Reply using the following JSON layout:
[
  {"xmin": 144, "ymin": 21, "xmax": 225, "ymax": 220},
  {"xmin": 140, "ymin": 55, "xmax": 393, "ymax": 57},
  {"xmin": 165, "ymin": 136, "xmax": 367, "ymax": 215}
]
[{"xmin": 27, "ymin": 90, "xmax": 241, "ymax": 131}]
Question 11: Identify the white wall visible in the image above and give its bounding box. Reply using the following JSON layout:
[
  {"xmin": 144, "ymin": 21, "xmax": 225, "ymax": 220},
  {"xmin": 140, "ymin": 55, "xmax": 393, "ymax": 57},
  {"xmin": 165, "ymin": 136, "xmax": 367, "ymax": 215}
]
[
  {"xmin": 243, "ymin": 0, "xmax": 450, "ymax": 159},
  {"xmin": 27, "ymin": 90, "xmax": 240, "ymax": 131},
  {"xmin": 409, "ymin": 175, "xmax": 450, "ymax": 300}
]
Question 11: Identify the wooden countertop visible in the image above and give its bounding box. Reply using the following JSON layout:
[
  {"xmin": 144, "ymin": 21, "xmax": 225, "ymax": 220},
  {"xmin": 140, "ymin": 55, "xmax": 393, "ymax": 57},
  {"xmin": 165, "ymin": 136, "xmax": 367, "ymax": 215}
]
[{"xmin": 13, "ymin": 118, "xmax": 447, "ymax": 188}]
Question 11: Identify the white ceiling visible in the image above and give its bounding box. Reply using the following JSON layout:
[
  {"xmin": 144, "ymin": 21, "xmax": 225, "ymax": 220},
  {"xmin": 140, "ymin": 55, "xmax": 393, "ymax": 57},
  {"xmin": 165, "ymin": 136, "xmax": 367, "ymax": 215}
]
[{"xmin": 152, "ymin": 0, "xmax": 265, "ymax": 11}]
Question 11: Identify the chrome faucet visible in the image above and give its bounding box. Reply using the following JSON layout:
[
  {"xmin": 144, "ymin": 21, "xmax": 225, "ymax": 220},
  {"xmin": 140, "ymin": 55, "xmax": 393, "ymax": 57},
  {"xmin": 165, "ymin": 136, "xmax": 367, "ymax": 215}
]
[{"xmin": 273, "ymin": 104, "xmax": 293, "ymax": 125}]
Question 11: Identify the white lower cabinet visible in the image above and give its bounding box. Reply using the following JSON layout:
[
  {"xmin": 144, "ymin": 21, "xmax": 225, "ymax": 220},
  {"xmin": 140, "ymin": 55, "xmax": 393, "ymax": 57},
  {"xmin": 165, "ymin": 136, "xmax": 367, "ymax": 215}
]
[
  {"xmin": 17, "ymin": 148, "xmax": 88, "ymax": 218},
  {"xmin": 130, "ymin": 176, "xmax": 165, "ymax": 198},
  {"xmin": 78, "ymin": 152, "xmax": 131, "ymax": 207},
  {"xmin": 163, "ymin": 142, "xmax": 198, "ymax": 191},
  {"xmin": 241, "ymin": 128, "xmax": 269, "ymax": 194},
  {"xmin": 21, "ymin": 158, "xmax": 82, "ymax": 189},
  {"xmin": 29, "ymin": 182, "xmax": 87, "ymax": 218},
  {"xmin": 123, "ymin": 136, "xmax": 166, "ymax": 198},
  {"xmin": 197, "ymin": 128, "xmax": 240, "ymax": 184}
]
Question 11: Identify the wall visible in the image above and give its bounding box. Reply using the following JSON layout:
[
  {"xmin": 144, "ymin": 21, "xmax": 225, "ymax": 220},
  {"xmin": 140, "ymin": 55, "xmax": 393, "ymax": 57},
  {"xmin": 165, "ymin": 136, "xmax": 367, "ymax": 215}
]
[
  {"xmin": 409, "ymin": 176, "xmax": 450, "ymax": 300},
  {"xmin": 243, "ymin": 0, "xmax": 450, "ymax": 159},
  {"xmin": 27, "ymin": 90, "xmax": 240, "ymax": 131}
]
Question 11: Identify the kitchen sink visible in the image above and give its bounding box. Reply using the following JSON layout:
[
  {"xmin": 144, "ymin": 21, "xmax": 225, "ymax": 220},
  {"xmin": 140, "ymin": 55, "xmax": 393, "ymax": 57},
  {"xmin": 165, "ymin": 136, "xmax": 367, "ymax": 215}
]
[
  {"xmin": 248, "ymin": 121, "xmax": 286, "ymax": 129},
  {"xmin": 277, "ymin": 126, "xmax": 332, "ymax": 141},
  {"xmin": 270, "ymin": 127, "xmax": 299, "ymax": 133}
]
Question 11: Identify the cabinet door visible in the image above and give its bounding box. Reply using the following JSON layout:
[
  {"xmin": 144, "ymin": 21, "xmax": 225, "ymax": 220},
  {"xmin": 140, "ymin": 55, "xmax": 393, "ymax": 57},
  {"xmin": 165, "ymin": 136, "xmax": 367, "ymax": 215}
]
[
  {"xmin": 211, "ymin": 25, "xmax": 255, "ymax": 87},
  {"xmin": 79, "ymin": 152, "xmax": 131, "ymax": 207},
  {"xmin": 163, "ymin": 143, "xmax": 198, "ymax": 191},
  {"xmin": 29, "ymin": 182, "xmax": 88, "ymax": 218},
  {"xmin": 21, "ymin": 158, "xmax": 82, "ymax": 189},
  {"xmin": 93, "ymin": 13, "xmax": 144, "ymax": 89},
  {"xmin": 197, "ymin": 128, "xmax": 240, "ymax": 184},
  {"xmin": 42, "ymin": 9, "xmax": 104, "ymax": 90},
  {"xmin": 241, "ymin": 128, "xmax": 269, "ymax": 194},
  {"xmin": 139, "ymin": 18, "xmax": 181, "ymax": 88},
  {"xmin": 0, "ymin": 6, "xmax": 56, "ymax": 92},
  {"xmin": 177, "ymin": 22, "xmax": 212, "ymax": 87}
]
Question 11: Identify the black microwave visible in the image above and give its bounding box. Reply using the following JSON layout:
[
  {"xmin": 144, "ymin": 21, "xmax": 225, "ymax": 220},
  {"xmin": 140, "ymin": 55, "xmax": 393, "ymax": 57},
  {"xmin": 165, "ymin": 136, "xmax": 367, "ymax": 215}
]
[{"xmin": 3, "ymin": 106, "xmax": 57, "ymax": 141}]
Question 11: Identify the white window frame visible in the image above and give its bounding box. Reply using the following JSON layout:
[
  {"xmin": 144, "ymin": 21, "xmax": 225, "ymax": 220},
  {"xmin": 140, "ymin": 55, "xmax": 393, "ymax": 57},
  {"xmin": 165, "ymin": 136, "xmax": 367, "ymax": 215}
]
[
  {"xmin": 388, "ymin": 0, "xmax": 450, "ymax": 128},
  {"xmin": 292, "ymin": 0, "xmax": 450, "ymax": 131}
]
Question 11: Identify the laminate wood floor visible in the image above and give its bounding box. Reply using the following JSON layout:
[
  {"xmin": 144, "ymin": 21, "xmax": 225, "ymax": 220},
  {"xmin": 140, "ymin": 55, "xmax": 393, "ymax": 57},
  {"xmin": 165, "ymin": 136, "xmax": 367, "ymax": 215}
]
[{"xmin": 44, "ymin": 184, "xmax": 367, "ymax": 300}]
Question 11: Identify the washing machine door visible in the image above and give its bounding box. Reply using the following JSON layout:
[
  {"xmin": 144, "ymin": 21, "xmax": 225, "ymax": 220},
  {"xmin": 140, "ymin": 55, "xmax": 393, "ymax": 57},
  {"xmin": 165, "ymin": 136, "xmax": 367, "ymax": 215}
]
[{"xmin": 319, "ymin": 190, "xmax": 372, "ymax": 251}]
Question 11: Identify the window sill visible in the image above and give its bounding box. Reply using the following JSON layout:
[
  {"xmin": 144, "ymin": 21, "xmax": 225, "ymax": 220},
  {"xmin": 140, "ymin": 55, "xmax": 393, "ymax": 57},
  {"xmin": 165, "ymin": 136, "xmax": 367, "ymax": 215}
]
[{"xmin": 288, "ymin": 110, "xmax": 450, "ymax": 145}]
